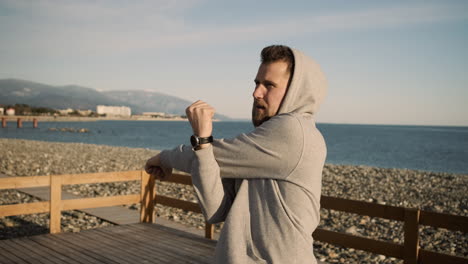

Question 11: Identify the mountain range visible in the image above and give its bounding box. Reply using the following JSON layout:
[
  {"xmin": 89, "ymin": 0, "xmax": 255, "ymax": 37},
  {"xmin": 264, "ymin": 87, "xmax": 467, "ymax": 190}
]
[{"xmin": 0, "ymin": 79, "xmax": 231, "ymax": 120}]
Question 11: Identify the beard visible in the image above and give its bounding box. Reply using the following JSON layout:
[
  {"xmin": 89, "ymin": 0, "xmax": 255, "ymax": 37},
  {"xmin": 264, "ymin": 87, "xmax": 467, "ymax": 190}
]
[{"xmin": 251, "ymin": 100, "xmax": 271, "ymax": 127}]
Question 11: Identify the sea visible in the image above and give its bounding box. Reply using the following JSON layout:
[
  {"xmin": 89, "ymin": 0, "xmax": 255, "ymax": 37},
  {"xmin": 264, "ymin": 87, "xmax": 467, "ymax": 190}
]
[{"xmin": 1, "ymin": 120, "xmax": 467, "ymax": 174}]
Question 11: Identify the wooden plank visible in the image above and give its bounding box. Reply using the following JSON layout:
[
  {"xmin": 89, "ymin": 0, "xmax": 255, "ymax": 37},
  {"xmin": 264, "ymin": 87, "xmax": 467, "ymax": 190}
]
[
  {"xmin": 75, "ymin": 226, "xmax": 158, "ymax": 263},
  {"xmin": 403, "ymin": 208, "xmax": 420, "ymax": 264},
  {"xmin": 321, "ymin": 195, "xmax": 405, "ymax": 221},
  {"xmin": 0, "ymin": 240, "xmax": 30, "ymax": 264},
  {"xmin": 60, "ymin": 170, "xmax": 141, "ymax": 185},
  {"xmin": 0, "ymin": 238, "xmax": 48, "ymax": 264},
  {"xmin": 133, "ymin": 223, "xmax": 217, "ymax": 250},
  {"xmin": 48, "ymin": 233, "xmax": 119, "ymax": 263},
  {"xmin": 10, "ymin": 237, "xmax": 80, "ymax": 264},
  {"xmin": 312, "ymin": 228, "xmax": 403, "ymax": 258},
  {"xmin": 126, "ymin": 228, "xmax": 214, "ymax": 263},
  {"xmin": 418, "ymin": 249, "xmax": 468, "ymax": 264},
  {"xmin": 154, "ymin": 216, "xmax": 219, "ymax": 239},
  {"xmin": 140, "ymin": 171, "xmax": 156, "ymax": 223},
  {"xmin": 79, "ymin": 206, "xmax": 140, "ymax": 225},
  {"xmin": 29, "ymin": 234, "xmax": 101, "ymax": 264},
  {"xmin": 94, "ymin": 226, "xmax": 185, "ymax": 264},
  {"xmin": 129, "ymin": 223, "xmax": 216, "ymax": 253},
  {"xmin": 419, "ymin": 210, "xmax": 468, "ymax": 233},
  {"xmin": 52, "ymin": 230, "xmax": 131, "ymax": 264},
  {"xmin": 61, "ymin": 194, "xmax": 140, "ymax": 210},
  {"xmin": 126, "ymin": 224, "xmax": 215, "ymax": 262},
  {"xmin": 0, "ymin": 201, "xmax": 49, "ymax": 217},
  {"xmin": 155, "ymin": 195, "xmax": 202, "ymax": 213},
  {"xmin": 0, "ymin": 175, "xmax": 50, "ymax": 189},
  {"xmin": 50, "ymin": 174, "xmax": 62, "ymax": 234},
  {"xmin": 164, "ymin": 173, "xmax": 193, "ymax": 185},
  {"xmin": 90, "ymin": 224, "xmax": 195, "ymax": 264}
]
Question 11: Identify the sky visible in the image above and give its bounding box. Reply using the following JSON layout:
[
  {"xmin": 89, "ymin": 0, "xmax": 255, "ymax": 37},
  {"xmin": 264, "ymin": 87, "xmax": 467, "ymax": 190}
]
[{"xmin": 0, "ymin": 0, "xmax": 467, "ymax": 126}]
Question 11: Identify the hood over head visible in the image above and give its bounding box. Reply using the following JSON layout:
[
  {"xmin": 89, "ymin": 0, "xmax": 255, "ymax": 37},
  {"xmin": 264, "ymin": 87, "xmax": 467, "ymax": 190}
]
[{"xmin": 277, "ymin": 49, "xmax": 327, "ymax": 116}]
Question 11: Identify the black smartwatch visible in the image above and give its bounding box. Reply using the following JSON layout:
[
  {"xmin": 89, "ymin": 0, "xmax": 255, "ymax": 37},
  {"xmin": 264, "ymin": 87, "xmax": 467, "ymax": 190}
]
[{"xmin": 190, "ymin": 135, "xmax": 213, "ymax": 150}]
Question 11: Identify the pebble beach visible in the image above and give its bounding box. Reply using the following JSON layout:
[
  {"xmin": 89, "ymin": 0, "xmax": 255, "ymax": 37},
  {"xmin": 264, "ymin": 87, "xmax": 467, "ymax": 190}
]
[{"xmin": 1, "ymin": 138, "xmax": 467, "ymax": 263}]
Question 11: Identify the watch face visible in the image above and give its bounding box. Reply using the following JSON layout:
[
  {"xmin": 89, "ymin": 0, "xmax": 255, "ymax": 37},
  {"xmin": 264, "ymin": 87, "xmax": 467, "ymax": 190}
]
[{"xmin": 190, "ymin": 135, "xmax": 199, "ymax": 147}]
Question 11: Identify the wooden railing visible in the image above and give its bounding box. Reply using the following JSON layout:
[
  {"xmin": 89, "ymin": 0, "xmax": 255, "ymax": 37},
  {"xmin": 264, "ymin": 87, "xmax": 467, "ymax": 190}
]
[
  {"xmin": 1, "ymin": 171, "xmax": 467, "ymax": 264},
  {"xmin": 0, "ymin": 170, "xmax": 156, "ymax": 233}
]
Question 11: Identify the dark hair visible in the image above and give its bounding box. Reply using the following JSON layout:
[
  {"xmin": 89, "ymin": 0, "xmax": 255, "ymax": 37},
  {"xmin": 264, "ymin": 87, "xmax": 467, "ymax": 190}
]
[{"xmin": 260, "ymin": 45, "xmax": 295, "ymax": 76}]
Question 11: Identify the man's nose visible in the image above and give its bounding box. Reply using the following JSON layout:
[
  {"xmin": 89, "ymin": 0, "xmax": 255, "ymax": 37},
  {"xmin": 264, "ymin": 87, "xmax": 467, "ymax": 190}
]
[{"xmin": 253, "ymin": 85, "xmax": 265, "ymax": 99}]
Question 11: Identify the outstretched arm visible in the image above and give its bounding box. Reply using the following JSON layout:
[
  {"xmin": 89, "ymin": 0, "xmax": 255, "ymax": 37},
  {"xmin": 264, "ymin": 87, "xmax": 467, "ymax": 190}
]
[{"xmin": 158, "ymin": 112, "xmax": 304, "ymax": 181}]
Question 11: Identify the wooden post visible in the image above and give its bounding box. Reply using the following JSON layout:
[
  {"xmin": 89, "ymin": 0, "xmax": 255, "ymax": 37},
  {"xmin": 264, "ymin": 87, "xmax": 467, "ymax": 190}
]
[
  {"xmin": 205, "ymin": 222, "xmax": 214, "ymax": 239},
  {"xmin": 140, "ymin": 171, "xmax": 156, "ymax": 223},
  {"xmin": 403, "ymin": 208, "xmax": 420, "ymax": 264},
  {"xmin": 1, "ymin": 118, "xmax": 6, "ymax": 128},
  {"xmin": 33, "ymin": 118, "xmax": 38, "ymax": 128},
  {"xmin": 50, "ymin": 175, "xmax": 62, "ymax": 234},
  {"xmin": 17, "ymin": 118, "xmax": 22, "ymax": 128}
]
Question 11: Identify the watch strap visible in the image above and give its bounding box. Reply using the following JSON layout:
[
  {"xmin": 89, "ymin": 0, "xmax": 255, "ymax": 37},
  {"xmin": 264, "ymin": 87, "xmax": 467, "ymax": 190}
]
[{"xmin": 190, "ymin": 135, "xmax": 213, "ymax": 148}]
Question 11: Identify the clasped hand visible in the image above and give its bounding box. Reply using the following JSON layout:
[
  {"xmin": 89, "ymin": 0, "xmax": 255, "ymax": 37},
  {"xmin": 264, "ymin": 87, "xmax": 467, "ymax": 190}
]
[
  {"xmin": 145, "ymin": 100, "xmax": 215, "ymax": 180},
  {"xmin": 185, "ymin": 100, "xmax": 215, "ymax": 138}
]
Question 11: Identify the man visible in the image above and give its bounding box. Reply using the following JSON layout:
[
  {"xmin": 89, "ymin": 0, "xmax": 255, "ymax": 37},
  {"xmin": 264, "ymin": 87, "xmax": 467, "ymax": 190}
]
[{"xmin": 145, "ymin": 45, "xmax": 327, "ymax": 263}]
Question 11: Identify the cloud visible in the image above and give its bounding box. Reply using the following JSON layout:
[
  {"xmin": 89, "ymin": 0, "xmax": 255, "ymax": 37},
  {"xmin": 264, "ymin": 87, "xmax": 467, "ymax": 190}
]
[{"xmin": 0, "ymin": 1, "xmax": 466, "ymax": 56}]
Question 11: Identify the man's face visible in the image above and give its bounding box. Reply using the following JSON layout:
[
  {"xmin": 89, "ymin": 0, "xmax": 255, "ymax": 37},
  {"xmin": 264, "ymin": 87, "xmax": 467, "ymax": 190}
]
[{"xmin": 252, "ymin": 61, "xmax": 291, "ymax": 127}]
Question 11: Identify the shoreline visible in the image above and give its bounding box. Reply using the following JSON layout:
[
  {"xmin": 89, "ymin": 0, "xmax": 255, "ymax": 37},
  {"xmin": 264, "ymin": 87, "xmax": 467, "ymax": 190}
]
[
  {"xmin": 1, "ymin": 115, "xmax": 191, "ymax": 122},
  {"xmin": 1, "ymin": 138, "xmax": 466, "ymax": 263}
]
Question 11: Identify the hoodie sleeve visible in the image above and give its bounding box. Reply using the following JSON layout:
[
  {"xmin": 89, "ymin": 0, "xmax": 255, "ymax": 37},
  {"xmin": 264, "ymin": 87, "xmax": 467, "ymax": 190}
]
[
  {"xmin": 191, "ymin": 147, "xmax": 237, "ymax": 223},
  {"xmin": 159, "ymin": 113, "xmax": 303, "ymax": 222},
  {"xmin": 214, "ymin": 113, "xmax": 304, "ymax": 180},
  {"xmin": 159, "ymin": 113, "xmax": 304, "ymax": 180}
]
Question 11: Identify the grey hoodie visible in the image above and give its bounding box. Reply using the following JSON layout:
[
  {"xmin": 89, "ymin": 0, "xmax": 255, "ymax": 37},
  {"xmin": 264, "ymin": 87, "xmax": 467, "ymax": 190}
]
[{"xmin": 160, "ymin": 48, "xmax": 327, "ymax": 263}]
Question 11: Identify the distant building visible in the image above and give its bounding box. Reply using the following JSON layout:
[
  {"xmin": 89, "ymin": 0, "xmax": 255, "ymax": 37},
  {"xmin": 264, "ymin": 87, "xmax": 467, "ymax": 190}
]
[
  {"xmin": 58, "ymin": 108, "xmax": 74, "ymax": 115},
  {"xmin": 96, "ymin": 105, "xmax": 131, "ymax": 117},
  {"xmin": 78, "ymin": 109, "xmax": 93, "ymax": 116},
  {"xmin": 0, "ymin": 107, "xmax": 4, "ymax": 115},
  {"xmin": 142, "ymin": 112, "xmax": 166, "ymax": 117},
  {"xmin": 6, "ymin": 108, "xmax": 15, "ymax": 116}
]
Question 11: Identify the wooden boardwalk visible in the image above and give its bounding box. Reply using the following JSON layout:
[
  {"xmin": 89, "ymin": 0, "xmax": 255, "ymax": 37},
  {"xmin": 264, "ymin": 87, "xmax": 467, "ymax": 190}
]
[
  {"xmin": 0, "ymin": 223, "xmax": 217, "ymax": 264},
  {"xmin": 1, "ymin": 171, "xmax": 466, "ymax": 264}
]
